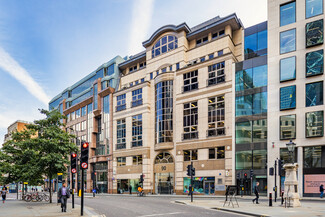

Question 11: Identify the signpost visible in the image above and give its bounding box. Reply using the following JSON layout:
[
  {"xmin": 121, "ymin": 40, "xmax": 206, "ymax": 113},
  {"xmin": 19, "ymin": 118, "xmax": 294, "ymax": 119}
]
[{"xmin": 80, "ymin": 142, "xmax": 89, "ymax": 216}]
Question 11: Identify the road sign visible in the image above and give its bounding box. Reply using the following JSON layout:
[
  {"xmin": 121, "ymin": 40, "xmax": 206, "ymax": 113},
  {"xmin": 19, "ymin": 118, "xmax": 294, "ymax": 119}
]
[
  {"xmin": 81, "ymin": 162, "xmax": 88, "ymax": 169},
  {"xmin": 72, "ymin": 168, "xmax": 77, "ymax": 173},
  {"xmin": 57, "ymin": 173, "xmax": 63, "ymax": 175},
  {"xmin": 24, "ymin": 182, "xmax": 28, "ymax": 184}
]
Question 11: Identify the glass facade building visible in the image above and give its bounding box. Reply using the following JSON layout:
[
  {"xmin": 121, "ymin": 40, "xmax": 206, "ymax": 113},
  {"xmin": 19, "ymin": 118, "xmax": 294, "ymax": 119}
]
[{"xmin": 235, "ymin": 21, "xmax": 268, "ymax": 195}]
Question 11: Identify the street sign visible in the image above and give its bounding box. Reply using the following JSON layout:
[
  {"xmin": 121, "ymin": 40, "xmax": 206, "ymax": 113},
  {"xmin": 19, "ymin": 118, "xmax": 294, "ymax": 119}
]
[
  {"xmin": 72, "ymin": 168, "xmax": 77, "ymax": 173},
  {"xmin": 81, "ymin": 162, "xmax": 88, "ymax": 169},
  {"xmin": 57, "ymin": 173, "xmax": 63, "ymax": 175},
  {"xmin": 24, "ymin": 182, "xmax": 28, "ymax": 184}
]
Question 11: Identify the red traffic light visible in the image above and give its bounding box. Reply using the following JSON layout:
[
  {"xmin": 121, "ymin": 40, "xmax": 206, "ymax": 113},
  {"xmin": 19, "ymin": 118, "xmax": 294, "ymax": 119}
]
[
  {"xmin": 82, "ymin": 142, "xmax": 89, "ymax": 148},
  {"xmin": 94, "ymin": 172, "xmax": 97, "ymax": 175},
  {"xmin": 244, "ymin": 173, "xmax": 247, "ymax": 177},
  {"xmin": 72, "ymin": 153, "xmax": 76, "ymax": 158}
]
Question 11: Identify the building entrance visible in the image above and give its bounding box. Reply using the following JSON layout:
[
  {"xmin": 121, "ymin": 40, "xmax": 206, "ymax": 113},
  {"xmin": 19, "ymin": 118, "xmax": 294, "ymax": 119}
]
[
  {"xmin": 154, "ymin": 152, "xmax": 175, "ymax": 194},
  {"xmin": 155, "ymin": 173, "xmax": 174, "ymax": 194}
]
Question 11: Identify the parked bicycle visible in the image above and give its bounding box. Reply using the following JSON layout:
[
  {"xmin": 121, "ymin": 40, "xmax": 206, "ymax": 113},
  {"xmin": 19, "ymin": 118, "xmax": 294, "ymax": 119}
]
[{"xmin": 22, "ymin": 192, "xmax": 49, "ymax": 202}]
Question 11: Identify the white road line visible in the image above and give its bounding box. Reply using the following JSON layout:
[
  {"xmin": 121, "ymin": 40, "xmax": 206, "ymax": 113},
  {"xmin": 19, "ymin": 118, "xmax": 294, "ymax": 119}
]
[{"xmin": 137, "ymin": 212, "xmax": 185, "ymax": 217}]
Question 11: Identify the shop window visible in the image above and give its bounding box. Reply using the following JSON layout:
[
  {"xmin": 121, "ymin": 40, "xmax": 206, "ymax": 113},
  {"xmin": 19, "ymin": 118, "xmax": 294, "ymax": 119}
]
[
  {"xmin": 306, "ymin": 0, "xmax": 323, "ymax": 18},
  {"xmin": 280, "ymin": 114, "xmax": 296, "ymax": 140},
  {"xmin": 306, "ymin": 111, "xmax": 324, "ymax": 137},
  {"xmin": 280, "ymin": 85, "xmax": 296, "ymax": 110},
  {"xmin": 306, "ymin": 81, "xmax": 323, "ymax": 107},
  {"xmin": 306, "ymin": 49, "xmax": 323, "ymax": 77},
  {"xmin": 280, "ymin": 29, "xmax": 296, "ymax": 54},
  {"xmin": 280, "ymin": 1, "xmax": 296, "ymax": 26},
  {"xmin": 306, "ymin": 19, "xmax": 324, "ymax": 48},
  {"xmin": 183, "ymin": 150, "xmax": 198, "ymax": 161},
  {"xmin": 280, "ymin": 56, "xmax": 296, "ymax": 82}
]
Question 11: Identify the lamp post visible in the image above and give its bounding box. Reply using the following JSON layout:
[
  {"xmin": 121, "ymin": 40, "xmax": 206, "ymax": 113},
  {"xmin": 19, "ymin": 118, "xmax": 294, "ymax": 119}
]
[{"xmin": 286, "ymin": 139, "xmax": 296, "ymax": 164}]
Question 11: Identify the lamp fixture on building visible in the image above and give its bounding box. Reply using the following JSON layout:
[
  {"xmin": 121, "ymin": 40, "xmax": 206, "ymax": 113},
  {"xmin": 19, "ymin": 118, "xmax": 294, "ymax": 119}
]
[{"xmin": 286, "ymin": 139, "xmax": 296, "ymax": 164}]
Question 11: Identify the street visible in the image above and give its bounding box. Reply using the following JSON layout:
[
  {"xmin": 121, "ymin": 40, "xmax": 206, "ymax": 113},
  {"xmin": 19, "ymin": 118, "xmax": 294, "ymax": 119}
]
[{"xmin": 73, "ymin": 195, "xmax": 246, "ymax": 217}]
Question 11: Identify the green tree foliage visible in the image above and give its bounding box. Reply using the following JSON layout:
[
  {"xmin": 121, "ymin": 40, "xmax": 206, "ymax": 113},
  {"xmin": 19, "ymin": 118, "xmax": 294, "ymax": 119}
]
[{"xmin": 0, "ymin": 109, "xmax": 77, "ymax": 203}]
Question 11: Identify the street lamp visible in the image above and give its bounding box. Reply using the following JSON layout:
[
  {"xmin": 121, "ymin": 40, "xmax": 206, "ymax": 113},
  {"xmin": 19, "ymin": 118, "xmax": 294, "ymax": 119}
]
[{"xmin": 286, "ymin": 139, "xmax": 296, "ymax": 164}]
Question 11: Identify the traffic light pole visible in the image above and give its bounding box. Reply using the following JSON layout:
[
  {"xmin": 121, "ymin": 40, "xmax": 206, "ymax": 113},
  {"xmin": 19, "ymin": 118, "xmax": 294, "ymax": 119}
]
[
  {"xmin": 191, "ymin": 161, "xmax": 193, "ymax": 203},
  {"xmin": 81, "ymin": 168, "xmax": 84, "ymax": 216},
  {"xmin": 72, "ymin": 173, "xmax": 74, "ymax": 209},
  {"xmin": 274, "ymin": 159, "xmax": 277, "ymax": 202}
]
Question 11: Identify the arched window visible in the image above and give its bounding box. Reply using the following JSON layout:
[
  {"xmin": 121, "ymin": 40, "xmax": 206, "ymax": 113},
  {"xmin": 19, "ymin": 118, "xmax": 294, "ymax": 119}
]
[
  {"xmin": 152, "ymin": 35, "xmax": 178, "ymax": 58},
  {"xmin": 155, "ymin": 152, "xmax": 173, "ymax": 164}
]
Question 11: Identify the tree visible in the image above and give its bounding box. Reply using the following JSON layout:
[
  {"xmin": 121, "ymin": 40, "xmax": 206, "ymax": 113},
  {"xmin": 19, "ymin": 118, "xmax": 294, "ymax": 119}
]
[{"xmin": 0, "ymin": 109, "xmax": 77, "ymax": 203}]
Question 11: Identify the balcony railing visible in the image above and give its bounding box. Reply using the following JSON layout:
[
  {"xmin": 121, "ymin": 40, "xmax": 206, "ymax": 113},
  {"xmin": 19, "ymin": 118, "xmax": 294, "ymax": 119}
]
[
  {"xmin": 182, "ymin": 132, "xmax": 198, "ymax": 140},
  {"xmin": 116, "ymin": 143, "xmax": 126, "ymax": 150},
  {"xmin": 206, "ymin": 75, "xmax": 225, "ymax": 87},
  {"xmin": 131, "ymin": 140, "xmax": 143, "ymax": 148},
  {"xmin": 206, "ymin": 128, "xmax": 225, "ymax": 137},
  {"xmin": 116, "ymin": 104, "xmax": 126, "ymax": 112},
  {"xmin": 131, "ymin": 99, "xmax": 143, "ymax": 108},
  {"xmin": 95, "ymin": 146, "xmax": 105, "ymax": 156}
]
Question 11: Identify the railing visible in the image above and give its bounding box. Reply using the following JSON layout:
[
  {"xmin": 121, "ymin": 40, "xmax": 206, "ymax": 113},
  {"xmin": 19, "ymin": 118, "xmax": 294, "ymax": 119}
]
[
  {"xmin": 116, "ymin": 143, "xmax": 126, "ymax": 150},
  {"xmin": 95, "ymin": 146, "xmax": 105, "ymax": 156},
  {"xmin": 182, "ymin": 83, "xmax": 198, "ymax": 93},
  {"xmin": 206, "ymin": 75, "xmax": 225, "ymax": 87},
  {"xmin": 116, "ymin": 104, "xmax": 126, "ymax": 112},
  {"xmin": 131, "ymin": 99, "xmax": 143, "ymax": 108},
  {"xmin": 131, "ymin": 140, "xmax": 143, "ymax": 148},
  {"xmin": 182, "ymin": 132, "xmax": 198, "ymax": 140},
  {"xmin": 206, "ymin": 128, "xmax": 225, "ymax": 137}
]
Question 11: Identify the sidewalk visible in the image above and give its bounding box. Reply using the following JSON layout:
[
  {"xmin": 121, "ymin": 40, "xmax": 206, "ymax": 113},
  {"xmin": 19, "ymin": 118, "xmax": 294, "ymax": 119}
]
[
  {"xmin": 0, "ymin": 196, "xmax": 101, "ymax": 217},
  {"xmin": 175, "ymin": 198, "xmax": 325, "ymax": 217}
]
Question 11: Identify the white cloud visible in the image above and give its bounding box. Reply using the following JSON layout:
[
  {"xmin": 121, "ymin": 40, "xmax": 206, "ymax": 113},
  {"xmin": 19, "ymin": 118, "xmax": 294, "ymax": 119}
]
[
  {"xmin": 0, "ymin": 47, "xmax": 50, "ymax": 105},
  {"xmin": 128, "ymin": 0, "xmax": 155, "ymax": 55}
]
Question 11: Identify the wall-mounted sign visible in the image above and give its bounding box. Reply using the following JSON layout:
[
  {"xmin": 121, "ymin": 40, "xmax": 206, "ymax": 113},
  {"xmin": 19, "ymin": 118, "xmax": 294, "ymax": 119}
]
[{"xmin": 304, "ymin": 174, "xmax": 325, "ymax": 193}]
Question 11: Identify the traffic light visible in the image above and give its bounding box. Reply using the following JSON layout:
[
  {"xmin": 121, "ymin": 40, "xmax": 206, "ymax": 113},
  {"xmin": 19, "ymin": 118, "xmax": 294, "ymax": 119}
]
[
  {"xmin": 80, "ymin": 142, "xmax": 89, "ymax": 169},
  {"xmin": 278, "ymin": 159, "xmax": 285, "ymax": 176},
  {"xmin": 71, "ymin": 153, "xmax": 77, "ymax": 174},
  {"xmin": 140, "ymin": 174, "xmax": 144, "ymax": 183},
  {"xmin": 91, "ymin": 172, "xmax": 97, "ymax": 180},
  {"xmin": 191, "ymin": 167, "xmax": 195, "ymax": 176},
  {"xmin": 250, "ymin": 169, "xmax": 254, "ymax": 178},
  {"xmin": 269, "ymin": 167, "xmax": 274, "ymax": 176},
  {"xmin": 244, "ymin": 173, "xmax": 247, "ymax": 179},
  {"xmin": 187, "ymin": 165, "xmax": 192, "ymax": 176},
  {"xmin": 236, "ymin": 172, "xmax": 240, "ymax": 179}
]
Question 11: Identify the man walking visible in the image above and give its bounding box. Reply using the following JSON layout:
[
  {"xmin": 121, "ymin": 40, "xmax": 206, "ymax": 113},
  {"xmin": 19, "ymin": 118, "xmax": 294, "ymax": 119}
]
[
  {"xmin": 252, "ymin": 182, "xmax": 260, "ymax": 204},
  {"xmin": 320, "ymin": 184, "xmax": 324, "ymax": 198},
  {"xmin": 58, "ymin": 183, "xmax": 70, "ymax": 212}
]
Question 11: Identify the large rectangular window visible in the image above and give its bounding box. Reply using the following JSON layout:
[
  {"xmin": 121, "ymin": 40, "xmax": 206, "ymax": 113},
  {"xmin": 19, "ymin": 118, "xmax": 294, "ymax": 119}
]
[
  {"xmin": 235, "ymin": 65, "xmax": 267, "ymax": 91},
  {"xmin": 183, "ymin": 149, "xmax": 198, "ymax": 161},
  {"xmin": 306, "ymin": 19, "xmax": 324, "ymax": 48},
  {"xmin": 207, "ymin": 96, "xmax": 225, "ymax": 137},
  {"xmin": 183, "ymin": 102, "xmax": 198, "ymax": 140},
  {"xmin": 280, "ymin": 56, "xmax": 296, "ymax": 81},
  {"xmin": 132, "ymin": 114, "xmax": 142, "ymax": 147},
  {"xmin": 81, "ymin": 106, "xmax": 87, "ymax": 116},
  {"xmin": 304, "ymin": 146, "xmax": 325, "ymax": 168},
  {"xmin": 235, "ymin": 121, "xmax": 251, "ymax": 144},
  {"xmin": 183, "ymin": 70, "xmax": 198, "ymax": 92},
  {"xmin": 252, "ymin": 65, "xmax": 268, "ymax": 88},
  {"xmin": 116, "ymin": 119, "xmax": 126, "ymax": 149},
  {"xmin": 235, "ymin": 95, "xmax": 253, "ymax": 117},
  {"xmin": 236, "ymin": 150, "xmax": 252, "ymax": 170},
  {"xmin": 253, "ymin": 92, "xmax": 267, "ymax": 115},
  {"xmin": 280, "ymin": 85, "xmax": 296, "ymax": 110},
  {"xmin": 207, "ymin": 62, "xmax": 225, "ymax": 86},
  {"xmin": 133, "ymin": 155, "xmax": 143, "ymax": 165},
  {"xmin": 117, "ymin": 157, "xmax": 126, "ymax": 167},
  {"xmin": 306, "ymin": 111, "xmax": 324, "ymax": 137},
  {"xmin": 116, "ymin": 94, "xmax": 126, "ymax": 112},
  {"xmin": 93, "ymin": 83, "xmax": 98, "ymax": 110},
  {"xmin": 306, "ymin": 0, "xmax": 323, "ymax": 18},
  {"xmin": 253, "ymin": 149, "xmax": 267, "ymax": 169},
  {"xmin": 131, "ymin": 88, "xmax": 143, "ymax": 107},
  {"xmin": 306, "ymin": 81, "xmax": 323, "ymax": 107},
  {"xmin": 280, "ymin": 1, "xmax": 296, "ymax": 26},
  {"xmin": 306, "ymin": 49, "xmax": 324, "ymax": 77},
  {"xmin": 280, "ymin": 114, "xmax": 296, "ymax": 140},
  {"xmin": 252, "ymin": 119, "xmax": 267, "ymax": 143},
  {"xmin": 280, "ymin": 29, "xmax": 296, "ymax": 54}
]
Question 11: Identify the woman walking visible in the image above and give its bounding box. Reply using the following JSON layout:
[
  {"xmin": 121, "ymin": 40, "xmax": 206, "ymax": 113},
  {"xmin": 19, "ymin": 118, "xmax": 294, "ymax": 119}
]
[{"xmin": 1, "ymin": 186, "xmax": 7, "ymax": 203}]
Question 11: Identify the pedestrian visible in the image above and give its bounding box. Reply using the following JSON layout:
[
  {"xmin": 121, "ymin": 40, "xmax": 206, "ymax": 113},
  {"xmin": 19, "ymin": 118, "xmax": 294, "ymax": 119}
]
[
  {"xmin": 252, "ymin": 182, "xmax": 260, "ymax": 204},
  {"xmin": 320, "ymin": 184, "xmax": 324, "ymax": 198},
  {"xmin": 58, "ymin": 183, "xmax": 70, "ymax": 212},
  {"xmin": 1, "ymin": 186, "xmax": 7, "ymax": 203},
  {"xmin": 96, "ymin": 186, "xmax": 99, "ymax": 194},
  {"xmin": 129, "ymin": 185, "xmax": 132, "ymax": 195}
]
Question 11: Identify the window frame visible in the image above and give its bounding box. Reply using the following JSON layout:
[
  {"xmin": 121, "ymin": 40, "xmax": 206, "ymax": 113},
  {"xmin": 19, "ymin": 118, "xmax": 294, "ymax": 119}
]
[
  {"xmin": 280, "ymin": 85, "xmax": 296, "ymax": 110},
  {"xmin": 280, "ymin": 28, "xmax": 296, "ymax": 54},
  {"xmin": 306, "ymin": 110, "xmax": 324, "ymax": 138},
  {"xmin": 183, "ymin": 149, "xmax": 198, "ymax": 161},
  {"xmin": 306, "ymin": 0, "xmax": 324, "ymax": 19},
  {"xmin": 279, "ymin": 114, "xmax": 296, "ymax": 140},
  {"xmin": 306, "ymin": 81, "xmax": 324, "ymax": 107},
  {"xmin": 306, "ymin": 49, "xmax": 324, "ymax": 77},
  {"xmin": 280, "ymin": 1, "xmax": 296, "ymax": 27},
  {"xmin": 280, "ymin": 56, "xmax": 296, "ymax": 82}
]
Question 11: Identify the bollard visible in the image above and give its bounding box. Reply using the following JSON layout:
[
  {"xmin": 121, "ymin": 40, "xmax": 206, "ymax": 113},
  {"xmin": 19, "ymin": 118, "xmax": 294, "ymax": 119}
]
[
  {"xmin": 269, "ymin": 192, "xmax": 272, "ymax": 206},
  {"xmin": 281, "ymin": 191, "xmax": 284, "ymax": 205}
]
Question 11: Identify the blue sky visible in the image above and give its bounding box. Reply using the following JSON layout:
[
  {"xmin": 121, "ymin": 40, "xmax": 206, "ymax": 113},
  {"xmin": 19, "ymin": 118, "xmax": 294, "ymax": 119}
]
[{"xmin": 0, "ymin": 0, "xmax": 267, "ymax": 143}]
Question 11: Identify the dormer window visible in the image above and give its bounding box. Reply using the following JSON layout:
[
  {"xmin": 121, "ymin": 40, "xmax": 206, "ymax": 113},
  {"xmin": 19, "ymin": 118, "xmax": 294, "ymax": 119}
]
[{"xmin": 152, "ymin": 35, "xmax": 178, "ymax": 58}]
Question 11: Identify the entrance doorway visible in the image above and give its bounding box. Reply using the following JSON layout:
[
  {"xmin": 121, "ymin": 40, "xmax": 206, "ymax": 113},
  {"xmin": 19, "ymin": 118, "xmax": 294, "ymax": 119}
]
[
  {"xmin": 155, "ymin": 173, "xmax": 174, "ymax": 194},
  {"xmin": 154, "ymin": 152, "xmax": 175, "ymax": 194},
  {"xmin": 204, "ymin": 181, "xmax": 215, "ymax": 195}
]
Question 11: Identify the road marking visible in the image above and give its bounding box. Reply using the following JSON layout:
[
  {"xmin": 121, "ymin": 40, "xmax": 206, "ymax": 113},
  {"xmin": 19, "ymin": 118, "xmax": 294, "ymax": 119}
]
[{"xmin": 138, "ymin": 212, "xmax": 185, "ymax": 217}]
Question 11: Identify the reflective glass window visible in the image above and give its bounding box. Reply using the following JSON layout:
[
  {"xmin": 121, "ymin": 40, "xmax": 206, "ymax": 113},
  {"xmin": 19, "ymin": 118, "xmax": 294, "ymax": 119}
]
[
  {"xmin": 253, "ymin": 65, "xmax": 267, "ymax": 87},
  {"xmin": 257, "ymin": 30, "xmax": 267, "ymax": 51},
  {"xmin": 245, "ymin": 33, "xmax": 257, "ymax": 54},
  {"xmin": 132, "ymin": 114, "xmax": 142, "ymax": 147},
  {"xmin": 280, "ymin": 114, "xmax": 296, "ymax": 139},
  {"xmin": 280, "ymin": 29, "xmax": 296, "ymax": 54},
  {"xmin": 235, "ymin": 95, "xmax": 253, "ymax": 117},
  {"xmin": 93, "ymin": 83, "xmax": 98, "ymax": 110},
  {"xmin": 152, "ymin": 35, "xmax": 178, "ymax": 58},
  {"xmin": 107, "ymin": 64, "xmax": 115, "ymax": 76},
  {"xmin": 306, "ymin": 19, "xmax": 324, "ymax": 47},
  {"xmin": 87, "ymin": 103, "xmax": 92, "ymax": 114},
  {"xmin": 253, "ymin": 92, "xmax": 267, "ymax": 114},
  {"xmin": 253, "ymin": 119, "xmax": 267, "ymax": 143},
  {"xmin": 116, "ymin": 119, "xmax": 126, "ymax": 148},
  {"xmin": 280, "ymin": 85, "xmax": 296, "ymax": 110},
  {"xmin": 280, "ymin": 56, "xmax": 296, "ymax": 81},
  {"xmin": 306, "ymin": 49, "xmax": 324, "ymax": 77},
  {"xmin": 306, "ymin": 0, "xmax": 323, "ymax": 18},
  {"xmin": 306, "ymin": 111, "xmax": 324, "ymax": 137},
  {"xmin": 306, "ymin": 81, "xmax": 323, "ymax": 107},
  {"xmin": 280, "ymin": 1, "xmax": 296, "ymax": 26},
  {"xmin": 236, "ymin": 150, "xmax": 252, "ymax": 170},
  {"xmin": 253, "ymin": 149, "xmax": 267, "ymax": 169},
  {"xmin": 304, "ymin": 146, "xmax": 324, "ymax": 168},
  {"xmin": 235, "ymin": 121, "xmax": 251, "ymax": 144}
]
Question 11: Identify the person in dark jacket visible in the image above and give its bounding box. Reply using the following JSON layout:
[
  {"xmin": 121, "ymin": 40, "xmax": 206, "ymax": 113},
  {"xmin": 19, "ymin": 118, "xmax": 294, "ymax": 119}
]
[
  {"xmin": 58, "ymin": 183, "xmax": 70, "ymax": 212},
  {"xmin": 129, "ymin": 185, "xmax": 132, "ymax": 195},
  {"xmin": 252, "ymin": 182, "xmax": 260, "ymax": 204},
  {"xmin": 320, "ymin": 184, "xmax": 324, "ymax": 198}
]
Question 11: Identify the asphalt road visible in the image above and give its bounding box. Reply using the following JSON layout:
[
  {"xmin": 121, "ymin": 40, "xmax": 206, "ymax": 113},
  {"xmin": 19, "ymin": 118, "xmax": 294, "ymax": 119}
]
[{"xmin": 73, "ymin": 195, "xmax": 246, "ymax": 217}]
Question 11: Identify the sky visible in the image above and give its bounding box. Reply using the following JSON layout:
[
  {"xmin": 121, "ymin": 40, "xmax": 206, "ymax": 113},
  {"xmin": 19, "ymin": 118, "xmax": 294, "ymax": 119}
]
[{"xmin": 0, "ymin": 0, "xmax": 267, "ymax": 144}]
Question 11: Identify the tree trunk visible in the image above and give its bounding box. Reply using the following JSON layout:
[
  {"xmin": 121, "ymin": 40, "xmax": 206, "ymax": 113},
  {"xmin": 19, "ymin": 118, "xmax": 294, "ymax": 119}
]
[{"xmin": 49, "ymin": 175, "xmax": 52, "ymax": 203}]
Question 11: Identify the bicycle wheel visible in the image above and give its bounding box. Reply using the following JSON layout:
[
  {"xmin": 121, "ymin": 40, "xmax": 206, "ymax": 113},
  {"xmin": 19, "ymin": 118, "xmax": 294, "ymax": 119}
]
[
  {"xmin": 26, "ymin": 195, "xmax": 32, "ymax": 202},
  {"xmin": 37, "ymin": 195, "xmax": 43, "ymax": 201},
  {"xmin": 44, "ymin": 195, "xmax": 49, "ymax": 202}
]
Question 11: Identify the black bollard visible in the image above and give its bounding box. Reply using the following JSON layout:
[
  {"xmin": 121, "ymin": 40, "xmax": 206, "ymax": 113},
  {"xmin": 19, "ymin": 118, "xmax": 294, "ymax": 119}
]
[{"xmin": 269, "ymin": 192, "xmax": 272, "ymax": 207}]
